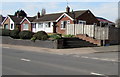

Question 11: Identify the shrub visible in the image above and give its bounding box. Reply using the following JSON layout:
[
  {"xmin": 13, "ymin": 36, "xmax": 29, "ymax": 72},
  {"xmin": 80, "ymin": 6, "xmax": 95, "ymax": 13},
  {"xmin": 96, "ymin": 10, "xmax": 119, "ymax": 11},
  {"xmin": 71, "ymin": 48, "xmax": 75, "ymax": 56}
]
[
  {"xmin": 10, "ymin": 30, "xmax": 20, "ymax": 39},
  {"xmin": 0, "ymin": 29, "xmax": 10, "ymax": 36},
  {"xmin": 19, "ymin": 31, "xmax": 33, "ymax": 39},
  {"xmin": 49, "ymin": 34, "xmax": 62, "ymax": 40},
  {"xmin": 33, "ymin": 31, "xmax": 48, "ymax": 40},
  {"xmin": 30, "ymin": 37, "xmax": 36, "ymax": 42},
  {"xmin": 63, "ymin": 34, "xmax": 74, "ymax": 38}
]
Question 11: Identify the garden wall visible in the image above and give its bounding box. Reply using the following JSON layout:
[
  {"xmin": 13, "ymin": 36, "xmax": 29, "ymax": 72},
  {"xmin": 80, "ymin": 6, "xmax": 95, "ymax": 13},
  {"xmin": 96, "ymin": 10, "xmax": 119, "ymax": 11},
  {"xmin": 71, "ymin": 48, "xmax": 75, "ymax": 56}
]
[{"xmin": 2, "ymin": 36, "xmax": 64, "ymax": 49}]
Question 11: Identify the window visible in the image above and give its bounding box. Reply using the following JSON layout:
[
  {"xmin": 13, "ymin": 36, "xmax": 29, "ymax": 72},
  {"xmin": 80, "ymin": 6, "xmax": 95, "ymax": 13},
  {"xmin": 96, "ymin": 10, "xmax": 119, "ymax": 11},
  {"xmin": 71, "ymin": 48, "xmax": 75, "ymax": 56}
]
[
  {"xmin": 63, "ymin": 15, "xmax": 66, "ymax": 18},
  {"xmin": 32, "ymin": 23, "xmax": 36, "ymax": 28},
  {"xmin": 48, "ymin": 22, "xmax": 51, "ymax": 27},
  {"xmin": 23, "ymin": 24, "xmax": 29, "ymax": 30},
  {"xmin": 4, "ymin": 24, "xmax": 9, "ymax": 29},
  {"xmin": 61, "ymin": 21, "xmax": 68, "ymax": 29},
  {"xmin": 11, "ymin": 24, "xmax": 13, "ymax": 29},
  {"xmin": 78, "ymin": 20, "xmax": 86, "ymax": 25},
  {"xmin": 67, "ymin": 20, "xmax": 70, "ymax": 24},
  {"xmin": 38, "ymin": 23, "xmax": 43, "ymax": 28},
  {"xmin": 45, "ymin": 22, "xmax": 51, "ymax": 28}
]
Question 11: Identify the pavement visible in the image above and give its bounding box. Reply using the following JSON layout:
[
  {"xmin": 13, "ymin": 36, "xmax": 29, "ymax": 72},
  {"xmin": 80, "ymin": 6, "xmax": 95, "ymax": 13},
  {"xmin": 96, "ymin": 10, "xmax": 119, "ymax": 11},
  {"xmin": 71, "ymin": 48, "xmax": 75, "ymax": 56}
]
[{"xmin": 1, "ymin": 44, "xmax": 119, "ymax": 55}]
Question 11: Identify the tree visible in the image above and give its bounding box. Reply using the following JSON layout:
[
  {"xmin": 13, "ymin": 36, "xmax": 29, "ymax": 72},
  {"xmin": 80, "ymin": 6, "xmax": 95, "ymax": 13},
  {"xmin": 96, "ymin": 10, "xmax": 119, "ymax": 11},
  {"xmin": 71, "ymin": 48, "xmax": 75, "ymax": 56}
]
[
  {"xmin": 41, "ymin": 8, "xmax": 46, "ymax": 16},
  {"xmin": 14, "ymin": 10, "xmax": 27, "ymax": 18}
]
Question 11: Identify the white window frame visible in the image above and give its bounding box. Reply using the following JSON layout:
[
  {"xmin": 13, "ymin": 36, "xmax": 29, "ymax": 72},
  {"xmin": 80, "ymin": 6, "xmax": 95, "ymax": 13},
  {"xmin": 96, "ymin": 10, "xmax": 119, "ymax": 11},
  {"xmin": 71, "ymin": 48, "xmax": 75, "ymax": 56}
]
[
  {"xmin": 38, "ymin": 23, "xmax": 43, "ymax": 28},
  {"xmin": 61, "ymin": 21, "xmax": 64, "ymax": 29},
  {"xmin": 45, "ymin": 22, "xmax": 51, "ymax": 28},
  {"xmin": 67, "ymin": 20, "xmax": 70, "ymax": 24},
  {"xmin": 32, "ymin": 23, "xmax": 36, "ymax": 28},
  {"xmin": 61, "ymin": 20, "xmax": 70, "ymax": 29},
  {"xmin": 78, "ymin": 20, "xmax": 86, "ymax": 25},
  {"xmin": 23, "ymin": 23, "xmax": 29, "ymax": 30},
  {"xmin": 10, "ymin": 23, "xmax": 14, "ymax": 30}
]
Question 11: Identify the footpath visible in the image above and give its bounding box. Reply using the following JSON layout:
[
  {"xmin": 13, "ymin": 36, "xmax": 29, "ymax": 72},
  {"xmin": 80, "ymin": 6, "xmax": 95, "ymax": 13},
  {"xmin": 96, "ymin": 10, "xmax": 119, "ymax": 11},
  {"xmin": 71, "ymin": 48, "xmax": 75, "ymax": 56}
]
[{"xmin": 1, "ymin": 44, "xmax": 119, "ymax": 55}]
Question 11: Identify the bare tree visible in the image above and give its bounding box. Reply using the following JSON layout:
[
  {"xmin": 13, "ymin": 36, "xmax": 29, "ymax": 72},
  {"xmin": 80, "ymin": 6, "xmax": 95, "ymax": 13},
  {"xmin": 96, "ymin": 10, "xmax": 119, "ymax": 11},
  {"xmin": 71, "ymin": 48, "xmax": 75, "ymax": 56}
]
[{"xmin": 41, "ymin": 8, "xmax": 46, "ymax": 16}]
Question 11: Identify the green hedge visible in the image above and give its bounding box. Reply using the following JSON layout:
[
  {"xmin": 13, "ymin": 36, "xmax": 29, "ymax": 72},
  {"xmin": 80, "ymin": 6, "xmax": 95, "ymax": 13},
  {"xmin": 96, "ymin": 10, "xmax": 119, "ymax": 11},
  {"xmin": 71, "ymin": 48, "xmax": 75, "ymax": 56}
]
[
  {"xmin": 19, "ymin": 31, "xmax": 33, "ymax": 39},
  {"xmin": 0, "ymin": 29, "xmax": 11, "ymax": 36},
  {"xmin": 33, "ymin": 31, "xmax": 48, "ymax": 40},
  {"xmin": 10, "ymin": 30, "xmax": 20, "ymax": 39}
]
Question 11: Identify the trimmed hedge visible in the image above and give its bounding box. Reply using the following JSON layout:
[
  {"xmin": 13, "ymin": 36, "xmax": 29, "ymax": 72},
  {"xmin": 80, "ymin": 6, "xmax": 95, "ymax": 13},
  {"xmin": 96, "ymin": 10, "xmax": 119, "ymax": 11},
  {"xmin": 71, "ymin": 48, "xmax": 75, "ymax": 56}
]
[
  {"xmin": 19, "ymin": 31, "xmax": 33, "ymax": 39},
  {"xmin": 33, "ymin": 31, "xmax": 48, "ymax": 40},
  {"xmin": 0, "ymin": 29, "xmax": 11, "ymax": 36},
  {"xmin": 10, "ymin": 30, "xmax": 20, "ymax": 39}
]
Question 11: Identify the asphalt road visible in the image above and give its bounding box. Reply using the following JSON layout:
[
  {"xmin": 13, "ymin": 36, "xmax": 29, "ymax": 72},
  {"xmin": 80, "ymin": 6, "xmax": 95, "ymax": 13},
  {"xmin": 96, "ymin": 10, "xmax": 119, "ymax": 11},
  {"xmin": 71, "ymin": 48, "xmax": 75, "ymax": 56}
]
[{"xmin": 2, "ymin": 47, "xmax": 118, "ymax": 76}]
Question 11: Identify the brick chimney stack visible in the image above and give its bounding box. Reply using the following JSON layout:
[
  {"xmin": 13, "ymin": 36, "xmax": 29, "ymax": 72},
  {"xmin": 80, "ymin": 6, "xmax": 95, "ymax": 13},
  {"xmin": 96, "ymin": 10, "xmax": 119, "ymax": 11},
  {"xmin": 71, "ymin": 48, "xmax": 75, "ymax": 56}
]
[
  {"xmin": 66, "ymin": 6, "xmax": 70, "ymax": 13},
  {"xmin": 37, "ymin": 12, "xmax": 40, "ymax": 19}
]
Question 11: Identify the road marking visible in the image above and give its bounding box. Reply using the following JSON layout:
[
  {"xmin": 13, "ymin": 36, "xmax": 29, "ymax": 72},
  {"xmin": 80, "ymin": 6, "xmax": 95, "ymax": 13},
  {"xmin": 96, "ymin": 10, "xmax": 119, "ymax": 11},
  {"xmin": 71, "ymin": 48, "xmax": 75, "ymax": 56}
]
[
  {"xmin": 91, "ymin": 72, "xmax": 108, "ymax": 77},
  {"xmin": 81, "ymin": 56, "xmax": 89, "ymax": 58},
  {"xmin": 73, "ymin": 55, "xmax": 80, "ymax": 57},
  {"xmin": 91, "ymin": 72, "xmax": 104, "ymax": 75},
  {"xmin": 81, "ymin": 56, "xmax": 118, "ymax": 62},
  {"xmin": 3, "ymin": 47, "xmax": 10, "ymax": 48},
  {"xmin": 21, "ymin": 58, "xmax": 31, "ymax": 62}
]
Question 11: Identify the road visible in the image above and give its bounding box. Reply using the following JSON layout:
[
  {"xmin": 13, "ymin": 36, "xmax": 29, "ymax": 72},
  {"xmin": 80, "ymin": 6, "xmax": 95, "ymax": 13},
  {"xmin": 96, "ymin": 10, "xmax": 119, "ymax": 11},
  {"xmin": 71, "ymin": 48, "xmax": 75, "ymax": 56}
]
[{"xmin": 2, "ymin": 47, "xmax": 118, "ymax": 76}]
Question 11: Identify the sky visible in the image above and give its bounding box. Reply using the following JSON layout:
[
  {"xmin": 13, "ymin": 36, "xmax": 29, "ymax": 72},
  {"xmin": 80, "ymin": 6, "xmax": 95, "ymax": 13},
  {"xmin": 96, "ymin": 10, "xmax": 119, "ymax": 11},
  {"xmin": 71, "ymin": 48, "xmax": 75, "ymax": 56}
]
[{"xmin": 0, "ymin": 1, "xmax": 118, "ymax": 22}]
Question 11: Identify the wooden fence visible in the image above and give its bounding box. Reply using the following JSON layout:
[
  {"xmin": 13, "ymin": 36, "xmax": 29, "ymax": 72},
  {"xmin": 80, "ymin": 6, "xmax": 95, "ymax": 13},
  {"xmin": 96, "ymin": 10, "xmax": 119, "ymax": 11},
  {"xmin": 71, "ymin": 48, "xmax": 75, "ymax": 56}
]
[{"xmin": 66, "ymin": 24, "xmax": 109, "ymax": 40}]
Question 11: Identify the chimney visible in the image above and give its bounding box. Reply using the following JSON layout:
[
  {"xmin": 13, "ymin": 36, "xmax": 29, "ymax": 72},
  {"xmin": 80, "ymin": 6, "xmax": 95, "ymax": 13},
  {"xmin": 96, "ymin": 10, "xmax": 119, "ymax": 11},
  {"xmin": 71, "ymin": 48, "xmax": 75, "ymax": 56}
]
[
  {"xmin": 37, "ymin": 12, "xmax": 40, "ymax": 19},
  {"xmin": 17, "ymin": 13, "xmax": 19, "ymax": 18},
  {"xmin": 66, "ymin": 6, "xmax": 70, "ymax": 13}
]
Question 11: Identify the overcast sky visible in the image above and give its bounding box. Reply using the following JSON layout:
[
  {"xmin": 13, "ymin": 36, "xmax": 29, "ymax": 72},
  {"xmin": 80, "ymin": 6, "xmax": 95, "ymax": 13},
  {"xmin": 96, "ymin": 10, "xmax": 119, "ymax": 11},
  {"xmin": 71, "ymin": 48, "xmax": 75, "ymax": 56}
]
[{"xmin": 0, "ymin": 1, "xmax": 118, "ymax": 22}]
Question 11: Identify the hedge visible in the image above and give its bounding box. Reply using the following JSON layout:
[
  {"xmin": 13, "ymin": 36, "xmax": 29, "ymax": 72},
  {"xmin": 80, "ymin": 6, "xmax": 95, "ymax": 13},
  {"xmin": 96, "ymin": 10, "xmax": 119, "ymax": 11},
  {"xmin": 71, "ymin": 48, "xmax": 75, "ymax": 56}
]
[{"xmin": 19, "ymin": 31, "xmax": 33, "ymax": 39}]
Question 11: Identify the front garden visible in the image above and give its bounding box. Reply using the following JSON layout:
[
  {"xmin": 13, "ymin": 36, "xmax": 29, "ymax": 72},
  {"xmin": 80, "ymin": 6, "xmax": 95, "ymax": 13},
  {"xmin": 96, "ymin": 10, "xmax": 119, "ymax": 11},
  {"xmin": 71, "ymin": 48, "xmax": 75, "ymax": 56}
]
[
  {"xmin": 0, "ymin": 29, "xmax": 76, "ymax": 49},
  {"xmin": 0, "ymin": 29, "xmax": 75, "ymax": 41}
]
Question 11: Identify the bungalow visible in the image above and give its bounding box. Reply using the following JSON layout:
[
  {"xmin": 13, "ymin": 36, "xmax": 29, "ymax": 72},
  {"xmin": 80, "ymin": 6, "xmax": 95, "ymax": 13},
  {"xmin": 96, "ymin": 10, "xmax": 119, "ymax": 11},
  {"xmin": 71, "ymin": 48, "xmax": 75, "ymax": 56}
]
[
  {"xmin": 20, "ymin": 17, "xmax": 36, "ymax": 31},
  {"xmin": 56, "ymin": 6, "xmax": 99, "ymax": 34},
  {"xmin": 96, "ymin": 17, "xmax": 115, "ymax": 27},
  {"xmin": 1, "ymin": 10, "xmax": 27, "ymax": 30},
  {"xmin": 0, "ymin": 15, "xmax": 5, "ymax": 28},
  {"xmin": 20, "ymin": 12, "xmax": 62, "ymax": 33},
  {"xmin": 20, "ymin": 6, "xmax": 99, "ymax": 34},
  {"xmin": 32, "ymin": 12, "xmax": 62, "ymax": 33},
  {"xmin": 1, "ymin": 15, "xmax": 23, "ymax": 30}
]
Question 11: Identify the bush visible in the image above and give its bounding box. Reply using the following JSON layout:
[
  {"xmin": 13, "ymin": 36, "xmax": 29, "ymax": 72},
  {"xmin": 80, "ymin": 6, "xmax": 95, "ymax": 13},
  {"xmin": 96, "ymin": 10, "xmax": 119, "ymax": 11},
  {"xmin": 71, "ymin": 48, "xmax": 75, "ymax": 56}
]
[
  {"xmin": 49, "ymin": 34, "xmax": 62, "ymax": 40},
  {"xmin": 10, "ymin": 30, "xmax": 20, "ymax": 39},
  {"xmin": 63, "ymin": 34, "xmax": 74, "ymax": 38},
  {"xmin": 19, "ymin": 31, "xmax": 33, "ymax": 39},
  {"xmin": 33, "ymin": 31, "xmax": 48, "ymax": 40},
  {"xmin": 0, "ymin": 29, "xmax": 10, "ymax": 36},
  {"xmin": 30, "ymin": 37, "xmax": 36, "ymax": 42}
]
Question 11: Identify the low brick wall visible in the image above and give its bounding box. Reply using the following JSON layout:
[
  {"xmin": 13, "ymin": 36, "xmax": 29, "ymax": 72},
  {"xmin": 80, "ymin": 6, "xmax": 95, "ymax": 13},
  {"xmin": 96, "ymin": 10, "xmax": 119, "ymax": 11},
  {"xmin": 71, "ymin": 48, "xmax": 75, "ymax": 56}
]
[{"xmin": 2, "ymin": 36, "xmax": 64, "ymax": 49}]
